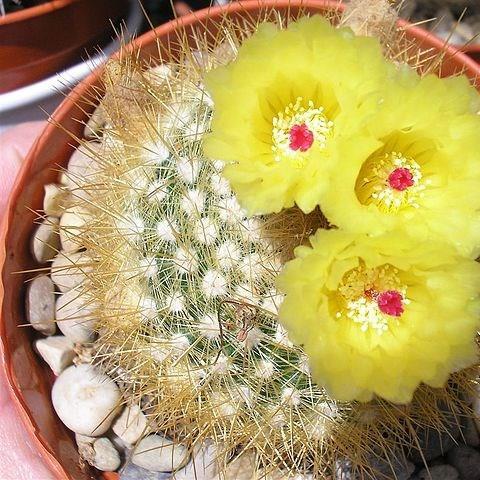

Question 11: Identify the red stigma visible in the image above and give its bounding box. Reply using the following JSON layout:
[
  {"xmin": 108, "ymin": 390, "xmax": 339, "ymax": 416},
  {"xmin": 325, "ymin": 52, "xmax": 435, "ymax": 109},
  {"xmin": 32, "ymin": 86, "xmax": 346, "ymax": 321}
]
[
  {"xmin": 289, "ymin": 124, "xmax": 314, "ymax": 152},
  {"xmin": 388, "ymin": 168, "xmax": 414, "ymax": 191},
  {"xmin": 377, "ymin": 290, "xmax": 404, "ymax": 317}
]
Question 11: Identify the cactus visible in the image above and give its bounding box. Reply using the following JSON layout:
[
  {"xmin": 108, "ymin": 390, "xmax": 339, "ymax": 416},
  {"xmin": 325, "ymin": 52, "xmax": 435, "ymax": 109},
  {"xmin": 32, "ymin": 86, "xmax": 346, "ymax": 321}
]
[{"xmin": 53, "ymin": 4, "xmax": 480, "ymax": 478}]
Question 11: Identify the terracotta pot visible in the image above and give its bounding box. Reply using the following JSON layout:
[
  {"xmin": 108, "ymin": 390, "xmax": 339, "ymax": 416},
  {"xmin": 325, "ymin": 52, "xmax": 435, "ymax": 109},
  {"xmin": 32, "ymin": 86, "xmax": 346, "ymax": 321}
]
[
  {"xmin": 1, "ymin": 1, "xmax": 480, "ymax": 479},
  {"xmin": 462, "ymin": 45, "xmax": 480, "ymax": 63},
  {"xmin": 0, "ymin": 0, "xmax": 131, "ymax": 94}
]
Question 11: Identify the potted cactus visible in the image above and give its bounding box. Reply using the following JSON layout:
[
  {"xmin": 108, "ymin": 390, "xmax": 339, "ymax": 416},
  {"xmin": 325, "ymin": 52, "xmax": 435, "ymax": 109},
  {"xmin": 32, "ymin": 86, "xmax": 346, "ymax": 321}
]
[{"xmin": 1, "ymin": 0, "xmax": 480, "ymax": 478}]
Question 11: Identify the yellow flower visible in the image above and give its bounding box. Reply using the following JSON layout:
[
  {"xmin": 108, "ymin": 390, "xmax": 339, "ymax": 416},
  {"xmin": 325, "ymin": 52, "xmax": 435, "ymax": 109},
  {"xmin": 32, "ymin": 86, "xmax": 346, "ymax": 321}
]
[
  {"xmin": 204, "ymin": 16, "xmax": 391, "ymax": 215},
  {"xmin": 320, "ymin": 68, "xmax": 480, "ymax": 258},
  {"xmin": 277, "ymin": 229, "xmax": 480, "ymax": 404}
]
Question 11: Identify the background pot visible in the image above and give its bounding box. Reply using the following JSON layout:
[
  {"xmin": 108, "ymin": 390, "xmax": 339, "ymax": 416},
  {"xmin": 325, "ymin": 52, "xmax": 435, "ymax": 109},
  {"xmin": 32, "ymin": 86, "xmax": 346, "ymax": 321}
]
[
  {"xmin": 1, "ymin": 1, "xmax": 480, "ymax": 479},
  {"xmin": 0, "ymin": 0, "xmax": 131, "ymax": 94},
  {"xmin": 0, "ymin": 0, "xmax": 143, "ymax": 132},
  {"xmin": 462, "ymin": 45, "xmax": 480, "ymax": 62}
]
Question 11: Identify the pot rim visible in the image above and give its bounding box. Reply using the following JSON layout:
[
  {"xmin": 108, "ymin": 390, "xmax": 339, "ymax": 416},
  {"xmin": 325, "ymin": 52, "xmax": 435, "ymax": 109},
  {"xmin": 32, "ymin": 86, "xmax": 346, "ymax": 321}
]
[
  {"xmin": 1, "ymin": 1, "xmax": 479, "ymax": 478},
  {"xmin": 0, "ymin": 0, "xmax": 81, "ymax": 25}
]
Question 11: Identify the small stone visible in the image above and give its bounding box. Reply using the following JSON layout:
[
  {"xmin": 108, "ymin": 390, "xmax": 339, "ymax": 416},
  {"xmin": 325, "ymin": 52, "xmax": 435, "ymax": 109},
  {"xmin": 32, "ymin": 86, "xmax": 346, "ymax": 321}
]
[
  {"xmin": 472, "ymin": 384, "xmax": 480, "ymax": 432},
  {"xmin": 59, "ymin": 207, "xmax": 90, "ymax": 252},
  {"xmin": 31, "ymin": 216, "xmax": 60, "ymax": 263},
  {"xmin": 263, "ymin": 471, "xmax": 313, "ymax": 480},
  {"xmin": 414, "ymin": 464, "xmax": 459, "ymax": 480},
  {"xmin": 75, "ymin": 433, "xmax": 96, "ymax": 445},
  {"xmin": 112, "ymin": 404, "xmax": 148, "ymax": 446},
  {"xmin": 92, "ymin": 437, "xmax": 121, "ymax": 472},
  {"xmin": 43, "ymin": 184, "xmax": 70, "ymax": 217},
  {"xmin": 84, "ymin": 105, "xmax": 106, "ymax": 139},
  {"xmin": 62, "ymin": 143, "xmax": 101, "ymax": 198},
  {"xmin": 132, "ymin": 435, "xmax": 189, "ymax": 473},
  {"xmin": 55, "ymin": 288, "xmax": 96, "ymax": 343},
  {"xmin": 119, "ymin": 463, "xmax": 171, "ymax": 480},
  {"xmin": 447, "ymin": 445, "xmax": 480, "ymax": 480},
  {"xmin": 73, "ymin": 344, "xmax": 94, "ymax": 365},
  {"xmin": 175, "ymin": 439, "xmax": 217, "ymax": 480},
  {"xmin": 463, "ymin": 418, "xmax": 480, "ymax": 447},
  {"xmin": 51, "ymin": 364, "xmax": 120, "ymax": 436},
  {"xmin": 108, "ymin": 432, "xmax": 129, "ymax": 453},
  {"xmin": 335, "ymin": 455, "xmax": 414, "ymax": 480},
  {"xmin": 408, "ymin": 407, "xmax": 462, "ymax": 463},
  {"xmin": 222, "ymin": 450, "xmax": 256, "ymax": 480},
  {"xmin": 34, "ymin": 336, "xmax": 75, "ymax": 375},
  {"xmin": 368, "ymin": 455, "xmax": 414, "ymax": 480},
  {"xmin": 25, "ymin": 275, "xmax": 56, "ymax": 335},
  {"xmin": 335, "ymin": 459, "xmax": 352, "ymax": 480},
  {"xmin": 50, "ymin": 251, "xmax": 92, "ymax": 293}
]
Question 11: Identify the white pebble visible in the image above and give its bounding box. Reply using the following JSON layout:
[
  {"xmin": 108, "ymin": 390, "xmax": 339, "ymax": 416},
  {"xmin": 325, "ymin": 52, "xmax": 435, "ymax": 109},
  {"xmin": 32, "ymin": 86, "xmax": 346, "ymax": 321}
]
[
  {"xmin": 63, "ymin": 143, "xmax": 101, "ymax": 195},
  {"xmin": 92, "ymin": 437, "xmax": 121, "ymax": 472},
  {"xmin": 132, "ymin": 435, "xmax": 189, "ymax": 472},
  {"xmin": 43, "ymin": 184, "xmax": 69, "ymax": 217},
  {"xmin": 55, "ymin": 288, "xmax": 96, "ymax": 343},
  {"xmin": 112, "ymin": 404, "xmax": 148, "ymax": 446},
  {"xmin": 50, "ymin": 251, "xmax": 92, "ymax": 293},
  {"xmin": 32, "ymin": 216, "xmax": 60, "ymax": 263},
  {"xmin": 35, "ymin": 336, "xmax": 75, "ymax": 375},
  {"xmin": 175, "ymin": 439, "xmax": 219, "ymax": 480},
  {"xmin": 26, "ymin": 275, "xmax": 56, "ymax": 335},
  {"xmin": 76, "ymin": 435, "xmax": 121, "ymax": 472},
  {"xmin": 52, "ymin": 364, "xmax": 120, "ymax": 436},
  {"xmin": 83, "ymin": 105, "xmax": 105, "ymax": 139},
  {"xmin": 221, "ymin": 450, "xmax": 256, "ymax": 480},
  {"xmin": 59, "ymin": 207, "xmax": 90, "ymax": 252}
]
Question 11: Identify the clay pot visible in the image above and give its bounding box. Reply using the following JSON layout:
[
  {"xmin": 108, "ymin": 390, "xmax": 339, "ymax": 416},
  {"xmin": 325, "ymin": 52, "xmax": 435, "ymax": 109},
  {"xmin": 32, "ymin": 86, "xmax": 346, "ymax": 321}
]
[
  {"xmin": 0, "ymin": 0, "xmax": 131, "ymax": 93},
  {"xmin": 463, "ymin": 45, "xmax": 480, "ymax": 63},
  {"xmin": 1, "ymin": 1, "xmax": 479, "ymax": 479}
]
